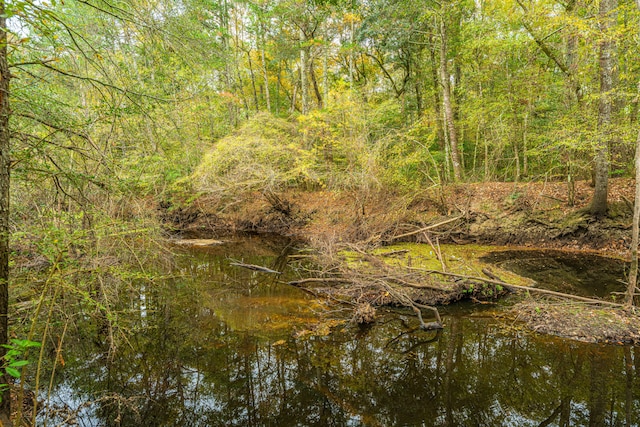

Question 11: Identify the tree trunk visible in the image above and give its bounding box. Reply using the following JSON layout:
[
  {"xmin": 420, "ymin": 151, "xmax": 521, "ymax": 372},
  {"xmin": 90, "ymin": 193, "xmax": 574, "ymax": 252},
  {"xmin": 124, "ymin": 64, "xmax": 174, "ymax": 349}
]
[
  {"xmin": 523, "ymin": 110, "xmax": 529, "ymax": 176},
  {"xmin": 590, "ymin": 0, "xmax": 617, "ymax": 217},
  {"xmin": 484, "ymin": 138, "xmax": 490, "ymax": 181},
  {"xmin": 260, "ymin": 39, "xmax": 270, "ymax": 112},
  {"xmin": 627, "ymin": 131, "xmax": 640, "ymax": 306},
  {"xmin": 0, "ymin": 0, "xmax": 10, "ymax": 420},
  {"xmin": 323, "ymin": 26, "xmax": 329, "ymax": 105},
  {"xmin": 414, "ymin": 50, "xmax": 423, "ymax": 117},
  {"xmin": 258, "ymin": 15, "xmax": 270, "ymax": 113},
  {"xmin": 246, "ymin": 49, "xmax": 259, "ymax": 112},
  {"xmin": 309, "ymin": 60, "xmax": 323, "ymax": 108},
  {"xmin": 565, "ymin": 0, "xmax": 581, "ymax": 103},
  {"xmin": 429, "ymin": 41, "xmax": 445, "ymax": 150},
  {"xmin": 233, "ymin": 11, "xmax": 249, "ymax": 119},
  {"xmin": 439, "ymin": 16, "xmax": 462, "ymax": 182},
  {"xmin": 275, "ymin": 61, "xmax": 281, "ymax": 114},
  {"xmin": 627, "ymin": 0, "xmax": 640, "ymax": 307},
  {"xmin": 220, "ymin": 0, "xmax": 237, "ymax": 126},
  {"xmin": 349, "ymin": 20, "xmax": 355, "ymax": 88},
  {"xmin": 290, "ymin": 78, "xmax": 298, "ymax": 114},
  {"xmin": 299, "ymin": 28, "xmax": 308, "ymax": 114}
]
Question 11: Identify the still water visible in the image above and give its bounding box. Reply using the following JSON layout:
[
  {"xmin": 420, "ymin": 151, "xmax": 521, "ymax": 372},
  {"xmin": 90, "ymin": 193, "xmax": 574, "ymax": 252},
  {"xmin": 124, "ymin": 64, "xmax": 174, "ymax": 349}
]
[
  {"xmin": 41, "ymin": 237, "xmax": 640, "ymax": 426},
  {"xmin": 481, "ymin": 249, "xmax": 627, "ymax": 299}
]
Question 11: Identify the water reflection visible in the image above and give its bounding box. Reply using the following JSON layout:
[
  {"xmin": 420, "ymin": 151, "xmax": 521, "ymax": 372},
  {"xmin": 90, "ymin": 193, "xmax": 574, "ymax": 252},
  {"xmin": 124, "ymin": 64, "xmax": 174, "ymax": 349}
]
[
  {"xmin": 41, "ymin": 239, "xmax": 640, "ymax": 426},
  {"xmin": 481, "ymin": 249, "xmax": 627, "ymax": 299}
]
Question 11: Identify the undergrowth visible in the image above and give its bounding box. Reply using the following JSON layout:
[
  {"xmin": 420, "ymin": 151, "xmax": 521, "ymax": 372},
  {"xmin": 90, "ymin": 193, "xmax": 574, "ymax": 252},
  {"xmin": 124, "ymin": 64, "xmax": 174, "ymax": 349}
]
[{"xmin": 9, "ymin": 199, "xmax": 172, "ymax": 424}]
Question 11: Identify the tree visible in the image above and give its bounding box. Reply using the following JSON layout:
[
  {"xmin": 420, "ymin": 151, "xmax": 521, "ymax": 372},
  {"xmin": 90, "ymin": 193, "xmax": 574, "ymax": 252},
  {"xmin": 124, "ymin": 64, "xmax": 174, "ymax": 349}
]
[
  {"xmin": 0, "ymin": 0, "xmax": 9, "ymax": 420},
  {"xmin": 627, "ymin": 130, "xmax": 640, "ymax": 307},
  {"xmin": 590, "ymin": 0, "xmax": 617, "ymax": 216},
  {"xmin": 626, "ymin": 0, "xmax": 640, "ymax": 307},
  {"xmin": 439, "ymin": 6, "xmax": 462, "ymax": 182}
]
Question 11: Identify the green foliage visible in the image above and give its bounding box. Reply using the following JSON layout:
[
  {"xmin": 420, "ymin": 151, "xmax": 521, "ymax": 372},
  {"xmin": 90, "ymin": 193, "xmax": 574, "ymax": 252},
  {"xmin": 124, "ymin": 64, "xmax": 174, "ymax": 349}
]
[
  {"xmin": 297, "ymin": 87, "xmax": 379, "ymax": 190},
  {"xmin": 0, "ymin": 339, "xmax": 41, "ymax": 401},
  {"xmin": 375, "ymin": 119, "xmax": 441, "ymax": 190},
  {"xmin": 2, "ymin": 339, "xmax": 40, "ymax": 376},
  {"xmin": 191, "ymin": 95, "xmax": 381, "ymax": 195},
  {"xmin": 6, "ymin": 0, "xmax": 640, "ymax": 415}
]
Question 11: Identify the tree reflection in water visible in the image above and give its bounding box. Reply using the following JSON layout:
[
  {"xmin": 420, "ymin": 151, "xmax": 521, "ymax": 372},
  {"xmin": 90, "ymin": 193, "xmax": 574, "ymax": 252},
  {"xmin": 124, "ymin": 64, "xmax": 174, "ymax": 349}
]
[{"xmin": 40, "ymin": 238, "xmax": 640, "ymax": 426}]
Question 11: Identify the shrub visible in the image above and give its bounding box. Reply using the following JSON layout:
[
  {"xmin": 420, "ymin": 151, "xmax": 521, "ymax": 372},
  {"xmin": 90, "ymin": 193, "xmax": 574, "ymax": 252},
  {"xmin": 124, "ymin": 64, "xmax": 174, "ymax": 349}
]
[{"xmin": 191, "ymin": 113, "xmax": 318, "ymax": 194}]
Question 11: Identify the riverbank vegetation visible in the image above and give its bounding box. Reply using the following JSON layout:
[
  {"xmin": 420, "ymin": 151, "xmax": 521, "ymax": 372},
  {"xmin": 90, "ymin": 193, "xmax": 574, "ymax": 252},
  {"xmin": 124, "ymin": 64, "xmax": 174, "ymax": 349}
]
[{"xmin": 3, "ymin": 0, "xmax": 640, "ymax": 423}]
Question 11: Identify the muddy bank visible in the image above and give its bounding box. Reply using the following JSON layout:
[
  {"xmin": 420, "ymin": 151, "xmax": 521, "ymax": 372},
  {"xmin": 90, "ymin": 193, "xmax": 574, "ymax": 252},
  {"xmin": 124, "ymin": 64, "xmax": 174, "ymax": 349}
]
[
  {"xmin": 162, "ymin": 179, "xmax": 635, "ymax": 256},
  {"xmin": 512, "ymin": 301, "xmax": 640, "ymax": 344}
]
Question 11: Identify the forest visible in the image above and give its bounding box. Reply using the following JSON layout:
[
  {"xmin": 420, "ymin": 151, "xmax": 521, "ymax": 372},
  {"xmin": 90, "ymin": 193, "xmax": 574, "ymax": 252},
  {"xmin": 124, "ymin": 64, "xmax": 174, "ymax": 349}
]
[{"xmin": 0, "ymin": 0, "xmax": 640, "ymax": 424}]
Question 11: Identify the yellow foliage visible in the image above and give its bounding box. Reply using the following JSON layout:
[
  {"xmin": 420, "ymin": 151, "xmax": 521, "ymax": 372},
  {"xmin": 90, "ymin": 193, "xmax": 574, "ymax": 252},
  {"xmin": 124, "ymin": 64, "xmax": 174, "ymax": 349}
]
[
  {"xmin": 343, "ymin": 12, "xmax": 361, "ymax": 24},
  {"xmin": 191, "ymin": 113, "xmax": 318, "ymax": 194},
  {"xmin": 297, "ymin": 87, "xmax": 379, "ymax": 190}
]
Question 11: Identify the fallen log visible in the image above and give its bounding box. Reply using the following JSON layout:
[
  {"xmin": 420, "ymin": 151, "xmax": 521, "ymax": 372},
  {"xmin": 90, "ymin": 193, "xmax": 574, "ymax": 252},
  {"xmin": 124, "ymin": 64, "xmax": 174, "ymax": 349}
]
[
  {"xmin": 288, "ymin": 273, "xmax": 445, "ymax": 329},
  {"xmin": 287, "ymin": 277, "xmax": 354, "ymax": 286},
  {"xmin": 229, "ymin": 262, "xmax": 281, "ymax": 274},
  {"xmin": 481, "ymin": 268, "xmax": 505, "ymax": 283},
  {"xmin": 386, "ymin": 276, "xmax": 450, "ymax": 291},
  {"xmin": 408, "ymin": 267, "xmax": 625, "ymax": 307},
  {"xmin": 289, "ymin": 274, "xmax": 448, "ymax": 292}
]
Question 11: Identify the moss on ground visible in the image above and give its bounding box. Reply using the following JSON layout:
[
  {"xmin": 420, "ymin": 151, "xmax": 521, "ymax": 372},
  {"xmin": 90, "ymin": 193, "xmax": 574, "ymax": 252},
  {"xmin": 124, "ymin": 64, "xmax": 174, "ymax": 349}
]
[{"xmin": 340, "ymin": 242, "xmax": 533, "ymax": 287}]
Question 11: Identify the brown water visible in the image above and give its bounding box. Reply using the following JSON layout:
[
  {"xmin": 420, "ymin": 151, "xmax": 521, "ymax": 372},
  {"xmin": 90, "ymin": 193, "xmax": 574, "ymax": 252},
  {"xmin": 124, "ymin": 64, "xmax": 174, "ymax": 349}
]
[{"xmin": 39, "ymin": 238, "xmax": 640, "ymax": 426}]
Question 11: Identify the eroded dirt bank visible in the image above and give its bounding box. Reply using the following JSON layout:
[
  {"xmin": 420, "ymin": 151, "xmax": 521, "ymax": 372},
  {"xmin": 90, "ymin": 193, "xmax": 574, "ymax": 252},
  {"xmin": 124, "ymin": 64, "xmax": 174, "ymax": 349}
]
[{"xmin": 163, "ymin": 178, "xmax": 635, "ymax": 256}]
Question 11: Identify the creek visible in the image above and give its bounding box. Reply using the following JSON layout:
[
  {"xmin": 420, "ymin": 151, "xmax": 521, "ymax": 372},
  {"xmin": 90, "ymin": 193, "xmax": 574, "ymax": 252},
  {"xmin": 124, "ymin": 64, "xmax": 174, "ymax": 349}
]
[
  {"xmin": 481, "ymin": 249, "xmax": 628, "ymax": 300},
  {"xmin": 39, "ymin": 236, "xmax": 639, "ymax": 426}
]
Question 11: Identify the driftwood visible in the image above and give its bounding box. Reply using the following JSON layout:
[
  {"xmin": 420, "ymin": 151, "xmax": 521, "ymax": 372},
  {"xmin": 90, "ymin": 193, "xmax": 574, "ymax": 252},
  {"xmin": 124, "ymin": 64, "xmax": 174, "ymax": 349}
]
[
  {"xmin": 386, "ymin": 276, "xmax": 449, "ymax": 291},
  {"xmin": 481, "ymin": 268, "xmax": 504, "ymax": 282},
  {"xmin": 423, "ymin": 233, "xmax": 446, "ymax": 272},
  {"xmin": 373, "ymin": 278, "xmax": 444, "ymax": 330},
  {"xmin": 387, "ymin": 215, "xmax": 464, "ymax": 242},
  {"xmin": 288, "ymin": 277, "xmax": 354, "ymax": 286},
  {"xmin": 229, "ymin": 262, "xmax": 281, "ymax": 274}
]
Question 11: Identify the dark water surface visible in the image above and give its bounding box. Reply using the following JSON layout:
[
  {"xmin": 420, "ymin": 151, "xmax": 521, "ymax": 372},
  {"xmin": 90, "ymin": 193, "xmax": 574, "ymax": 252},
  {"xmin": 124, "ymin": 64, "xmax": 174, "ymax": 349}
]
[
  {"xmin": 41, "ymin": 238, "xmax": 640, "ymax": 426},
  {"xmin": 481, "ymin": 249, "xmax": 628, "ymax": 299}
]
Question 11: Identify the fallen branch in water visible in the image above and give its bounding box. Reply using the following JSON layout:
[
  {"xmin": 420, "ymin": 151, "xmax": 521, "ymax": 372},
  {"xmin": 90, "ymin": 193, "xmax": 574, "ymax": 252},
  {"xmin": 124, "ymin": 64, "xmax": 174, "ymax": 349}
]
[
  {"xmin": 288, "ymin": 277, "xmax": 354, "ymax": 286},
  {"xmin": 407, "ymin": 266, "xmax": 625, "ymax": 307},
  {"xmin": 423, "ymin": 233, "xmax": 446, "ymax": 272},
  {"xmin": 385, "ymin": 276, "xmax": 449, "ymax": 291},
  {"xmin": 287, "ymin": 271, "xmax": 446, "ymax": 329},
  {"xmin": 229, "ymin": 262, "xmax": 281, "ymax": 274},
  {"xmin": 481, "ymin": 268, "xmax": 505, "ymax": 283},
  {"xmin": 373, "ymin": 278, "xmax": 443, "ymax": 329}
]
